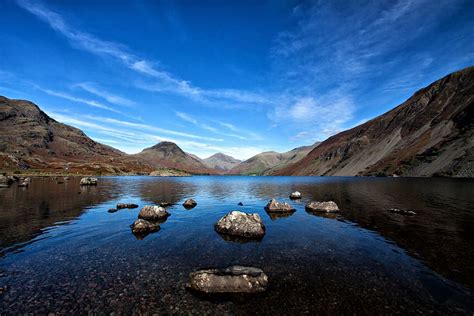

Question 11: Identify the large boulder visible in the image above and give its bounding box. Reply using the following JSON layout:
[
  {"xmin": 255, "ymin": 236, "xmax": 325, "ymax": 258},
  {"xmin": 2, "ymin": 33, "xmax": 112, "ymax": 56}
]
[
  {"xmin": 265, "ymin": 198, "xmax": 295, "ymax": 212},
  {"xmin": 289, "ymin": 191, "xmax": 302, "ymax": 199},
  {"xmin": 138, "ymin": 205, "xmax": 170, "ymax": 221},
  {"xmin": 188, "ymin": 266, "xmax": 268, "ymax": 294},
  {"xmin": 215, "ymin": 211, "xmax": 265, "ymax": 239},
  {"xmin": 130, "ymin": 219, "xmax": 160, "ymax": 234},
  {"xmin": 183, "ymin": 198, "xmax": 197, "ymax": 209},
  {"xmin": 305, "ymin": 201, "xmax": 340, "ymax": 213},
  {"xmin": 80, "ymin": 177, "xmax": 98, "ymax": 186}
]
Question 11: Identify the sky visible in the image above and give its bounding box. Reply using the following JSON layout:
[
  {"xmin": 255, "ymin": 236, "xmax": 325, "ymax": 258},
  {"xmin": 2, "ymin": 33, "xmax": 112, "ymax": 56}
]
[{"xmin": 0, "ymin": 0, "xmax": 473, "ymax": 160}]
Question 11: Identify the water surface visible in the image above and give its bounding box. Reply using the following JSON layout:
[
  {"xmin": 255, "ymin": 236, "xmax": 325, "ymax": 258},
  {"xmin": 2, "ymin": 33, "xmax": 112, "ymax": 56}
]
[{"xmin": 0, "ymin": 176, "xmax": 473, "ymax": 314}]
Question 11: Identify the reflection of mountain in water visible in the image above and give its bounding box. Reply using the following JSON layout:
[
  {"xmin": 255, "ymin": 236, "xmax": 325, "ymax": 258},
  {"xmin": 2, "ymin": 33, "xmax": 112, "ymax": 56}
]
[
  {"xmin": 0, "ymin": 177, "xmax": 122, "ymax": 252},
  {"xmin": 137, "ymin": 178, "xmax": 197, "ymax": 205}
]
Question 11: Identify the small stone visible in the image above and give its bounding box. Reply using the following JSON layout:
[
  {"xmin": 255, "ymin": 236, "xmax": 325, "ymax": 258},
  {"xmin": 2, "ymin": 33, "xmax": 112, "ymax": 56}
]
[
  {"xmin": 305, "ymin": 201, "xmax": 340, "ymax": 213},
  {"xmin": 289, "ymin": 191, "xmax": 302, "ymax": 199},
  {"xmin": 238, "ymin": 202, "xmax": 244, "ymax": 206},
  {"xmin": 188, "ymin": 266, "xmax": 268, "ymax": 294},
  {"xmin": 389, "ymin": 208, "xmax": 416, "ymax": 216},
  {"xmin": 265, "ymin": 198, "xmax": 295, "ymax": 212},
  {"xmin": 183, "ymin": 198, "xmax": 197, "ymax": 209},
  {"xmin": 117, "ymin": 203, "xmax": 139, "ymax": 209},
  {"xmin": 138, "ymin": 205, "xmax": 170, "ymax": 221},
  {"xmin": 80, "ymin": 177, "xmax": 98, "ymax": 185}
]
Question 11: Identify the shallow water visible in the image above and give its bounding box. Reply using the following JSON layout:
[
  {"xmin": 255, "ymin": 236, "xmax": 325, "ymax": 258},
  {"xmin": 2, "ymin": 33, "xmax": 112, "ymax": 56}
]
[{"xmin": 0, "ymin": 176, "xmax": 473, "ymax": 314}]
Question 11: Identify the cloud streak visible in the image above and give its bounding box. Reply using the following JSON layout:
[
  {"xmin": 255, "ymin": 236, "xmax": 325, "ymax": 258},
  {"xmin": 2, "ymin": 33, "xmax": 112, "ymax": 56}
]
[{"xmin": 75, "ymin": 83, "xmax": 136, "ymax": 107}]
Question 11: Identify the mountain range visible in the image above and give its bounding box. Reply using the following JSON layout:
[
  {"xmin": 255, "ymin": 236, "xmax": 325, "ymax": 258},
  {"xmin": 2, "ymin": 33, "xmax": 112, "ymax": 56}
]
[{"xmin": 0, "ymin": 66, "xmax": 473, "ymax": 177}]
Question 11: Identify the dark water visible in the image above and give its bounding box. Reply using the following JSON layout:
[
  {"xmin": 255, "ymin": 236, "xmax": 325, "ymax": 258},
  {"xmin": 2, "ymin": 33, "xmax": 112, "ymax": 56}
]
[{"xmin": 0, "ymin": 176, "xmax": 473, "ymax": 314}]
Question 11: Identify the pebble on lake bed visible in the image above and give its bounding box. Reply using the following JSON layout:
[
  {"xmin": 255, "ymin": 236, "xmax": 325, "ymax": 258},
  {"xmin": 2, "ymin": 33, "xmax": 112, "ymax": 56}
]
[
  {"xmin": 130, "ymin": 219, "xmax": 160, "ymax": 234},
  {"xmin": 305, "ymin": 201, "xmax": 340, "ymax": 213},
  {"xmin": 117, "ymin": 203, "xmax": 139, "ymax": 209},
  {"xmin": 265, "ymin": 198, "xmax": 295, "ymax": 212},
  {"xmin": 215, "ymin": 211, "xmax": 265, "ymax": 239},
  {"xmin": 138, "ymin": 205, "xmax": 170, "ymax": 221},
  {"xmin": 389, "ymin": 208, "xmax": 416, "ymax": 216},
  {"xmin": 188, "ymin": 266, "xmax": 268, "ymax": 294},
  {"xmin": 183, "ymin": 198, "xmax": 197, "ymax": 209},
  {"xmin": 80, "ymin": 177, "xmax": 98, "ymax": 186},
  {"xmin": 289, "ymin": 191, "xmax": 302, "ymax": 199}
]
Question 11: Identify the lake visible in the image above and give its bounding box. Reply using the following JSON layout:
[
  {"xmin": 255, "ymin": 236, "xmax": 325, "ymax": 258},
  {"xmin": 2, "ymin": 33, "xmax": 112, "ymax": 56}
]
[{"xmin": 0, "ymin": 176, "xmax": 473, "ymax": 314}]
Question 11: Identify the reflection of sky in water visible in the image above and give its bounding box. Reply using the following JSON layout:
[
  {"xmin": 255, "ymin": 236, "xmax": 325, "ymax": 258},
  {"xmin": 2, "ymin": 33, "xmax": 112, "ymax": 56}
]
[{"xmin": 0, "ymin": 176, "xmax": 473, "ymax": 313}]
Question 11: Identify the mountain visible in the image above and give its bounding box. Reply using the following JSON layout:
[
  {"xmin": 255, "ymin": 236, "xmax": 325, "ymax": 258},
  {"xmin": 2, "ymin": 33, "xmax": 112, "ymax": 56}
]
[
  {"xmin": 276, "ymin": 66, "xmax": 474, "ymax": 177},
  {"xmin": 0, "ymin": 96, "xmax": 150, "ymax": 174},
  {"xmin": 203, "ymin": 153, "xmax": 241, "ymax": 171},
  {"xmin": 228, "ymin": 143, "xmax": 320, "ymax": 175},
  {"xmin": 132, "ymin": 141, "xmax": 218, "ymax": 174}
]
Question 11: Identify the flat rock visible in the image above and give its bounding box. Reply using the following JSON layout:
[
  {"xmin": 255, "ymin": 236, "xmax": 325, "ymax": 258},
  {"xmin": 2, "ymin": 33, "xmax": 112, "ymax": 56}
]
[
  {"xmin": 265, "ymin": 198, "xmax": 295, "ymax": 212},
  {"xmin": 389, "ymin": 208, "xmax": 416, "ymax": 216},
  {"xmin": 305, "ymin": 201, "xmax": 340, "ymax": 213},
  {"xmin": 117, "ymin": 203, "xmax": 139, "ymax": 209},
  {"xmin": 183, "ymin": 198, "xmax": 197, "ymax": 209},
  {"xmin": 80, "ymin": 177, "xmax": 98, "ymax": 185},
  {"xmin": 188, "ymin": 266, "xmax": 268, "ymax": 294},
  {"xmin": 215, "ymin": 211, "xmax": 265, "ymax": 239},
  {"xmin": 130, "ymin": 219, "xmax": 160, "ymax": 234},
  {"xmin": 289, "ymin": 191, "xmax": 302, "ymax": 199},
  {"xmin": 159, "ymin": 202, "xmax": 174, "ymax": 207},
  {"xmin": 138, "ymin": 205, "xmax": 170, "ymax": 221}
]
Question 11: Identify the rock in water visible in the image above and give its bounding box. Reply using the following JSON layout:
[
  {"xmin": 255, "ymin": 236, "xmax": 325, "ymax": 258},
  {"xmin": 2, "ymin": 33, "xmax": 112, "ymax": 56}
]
[
  {"xmin": 108, "ymin": 208, "xmax": 118, "ymax": 213},
  {"xmin": 389, "ymin": 208, "xmax": 416, "ymax": 216},
  {"xmin": 188, "ymin": 266, "xmax": 268, "ymax": 294},
  {"xmin": 18, "ymin": 181, "xmax": 29, "ymax": 187},
  {"xmin": 305, "ymin": 201, "xmax": 340, "ymax": 213},
  {"xmin": 289, "ymin": 191, "xmax": 302, "ymax": 199},
  {"xmin": 215, "ymin": 211, "xmax": 265, "ymax": 239},
  {"xmin": 0, "ymin": 175, "xmax": 13, "ymax": 188},
  {"xmin": 138, "ymin": 205, "xmax": 170, "ymax": 221},
  {"xmin": 265, "ymin": 198, "xmax": 295, "ymax": 212},
  {"xmin": 117, "ymin": 203, "xmax": 139, "ymax": 209},
  {"xmin": 238, "ymin": 202, "xmax": 244, "ymax": 206},
  {"xmin": 183, "ymin": 198, "xmax": 197, "ymax": 209},
  {"xmin": 80, "ymin": 177, "xmax": 98, "ymax": 186},
  {"xmin": 130, "ymin": 219, "xmax": 160, "ymax": 234},
  {"xmin": 159, "ymin": 202, "xmax": 174, "ymax": 207}
]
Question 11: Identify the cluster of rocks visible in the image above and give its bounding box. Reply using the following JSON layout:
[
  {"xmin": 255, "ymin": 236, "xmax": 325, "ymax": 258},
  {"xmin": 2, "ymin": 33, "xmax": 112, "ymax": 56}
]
[
  {"xmin": 130, "ymin": 205, "xmax": 171, "ymax": 237},
  {"xmin": 0, "ymin": 175, "xmax": 30, "ymax": 188},
  {"xmin": 80, "ymin": 177, "xmax": 98, "ymax": 186}
]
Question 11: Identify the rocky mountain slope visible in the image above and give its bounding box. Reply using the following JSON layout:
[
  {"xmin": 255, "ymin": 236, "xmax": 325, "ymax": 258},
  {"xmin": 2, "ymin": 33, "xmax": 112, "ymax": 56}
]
[
  {"xmin": 276, "ymin": 66, "xmax": 474, "ymax": 177},
  {"xmin": 132, "ymin": 141, "xmax": 218, "ymax": 175},
  {"xmin": 228, "ymin": 143, "xmax": 320, "ymax": 175},
  {"xmin": 203, "ymin": 153, "xmax": 241, "ymax": 171},
  {"xmin": 0, "ymin": 96, "xmax": 151, "ymax": 174}
]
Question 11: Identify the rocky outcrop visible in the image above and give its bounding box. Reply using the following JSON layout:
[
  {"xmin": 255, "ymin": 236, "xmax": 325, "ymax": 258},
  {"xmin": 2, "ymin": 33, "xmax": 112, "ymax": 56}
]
[
  {"xmin": 130, "ymin": 219, "xmax": 160, "ymax": 234},
  {"xmin": 138, "ymin": 205, "xmax": 170, "ymax": 221},
  {"xmin": 117, "ymin": 203, "xmax": 138, "ymax": 209},
  {"xmin": 214, "ymin": 211, "xmax": 265, "ymax": 239},
  {"xmin": 188, "ymin": 266, "xmax": 268, "ymax": 294},
  {"xmin": 289, "ymin": 191, "xmax": 301, "ymax": 199},
  {"xmin": 183, "ymin": 198, "xmax": 197, "ymax": 209},
  {"xmin": 80, "ymin": 177, "xmax": 98, "ymax": 186},
  {"xmin": 305, "ymin": 201, "xmax": 340, "ymax": 213},
  {"xmin": 275, "ymin": 66, "xmax": 474, "ymax": 177},
  {"xmin": 265, "ymin": 198, "xmax": 295, "ymax": 212}
]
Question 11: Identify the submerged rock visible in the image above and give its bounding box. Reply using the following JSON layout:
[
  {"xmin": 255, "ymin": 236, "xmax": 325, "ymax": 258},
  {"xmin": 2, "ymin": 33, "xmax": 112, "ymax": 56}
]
[
  {"xmin": 389, "ymin": 208, "xmax": 416, "ymax": 216},
  {"xmin": 215, "ymin": 211, "xmax": 265, "ymax": 239},
  {"xmin": 130, "ymin": 219, "xmax": 160, "ymax": 234},
  {"xmin": 238, "ymin": 202, "xmax": 244, "ymax": 206},
  {"xmin": 183, "ymin": 198, "xmax": 197, "ymax": 209},
  {"xmin": 289, "ymin": 191, "xmax": 302, "ymax": 199},
  {"xmin": 188, "ymin": 266, "xmax": 268, "ymax": 294},
  {"xmin": 80, "ymin": 177, "xmax": 98, "ymax": 186},
  {"xmin": 159, "ymin": 202, "xmax": 174, "ymax": 207},
  {"xmin": 117, "ymin": 203, "xmax": 139, "ymax": 209},
  {"xmin": 138, "ymin": 205, "xmax": 170, "ymax": 221},
  {"xmin": 305, "ymin": 201, "xmax": 340, "ymax": 213},
  {"xmin": 265, "ymin": 198, "xmax": 295, "ymax": 212}
]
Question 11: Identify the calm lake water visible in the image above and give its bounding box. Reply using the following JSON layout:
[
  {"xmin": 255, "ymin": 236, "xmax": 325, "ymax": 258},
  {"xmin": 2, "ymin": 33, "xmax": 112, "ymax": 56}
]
[{"xmin": 0, "ymin": 176, "xmax": 473, "ymax": 314}]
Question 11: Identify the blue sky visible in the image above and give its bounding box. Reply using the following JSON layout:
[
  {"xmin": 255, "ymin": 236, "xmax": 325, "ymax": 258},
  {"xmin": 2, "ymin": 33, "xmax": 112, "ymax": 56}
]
[{"xmin": 1, "ymin": 0, "xmax": 473, "ymax": 160}]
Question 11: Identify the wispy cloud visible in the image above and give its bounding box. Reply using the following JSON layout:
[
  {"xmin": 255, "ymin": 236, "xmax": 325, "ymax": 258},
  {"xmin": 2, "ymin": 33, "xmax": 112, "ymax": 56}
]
[
  {"xmin": 75, "ymin": 83, "xmax": 136, "ymax": 107},
  {"xmin": 38, "ymin": 87, "xmax": 121, "ymax": 113},
  {"xmin": 16, "ymin": 0, "xmax": 273, "ymax": 107},
  {"xmin": 175, "ymin": 111, "xmax": 217, "ymax": 132}
]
